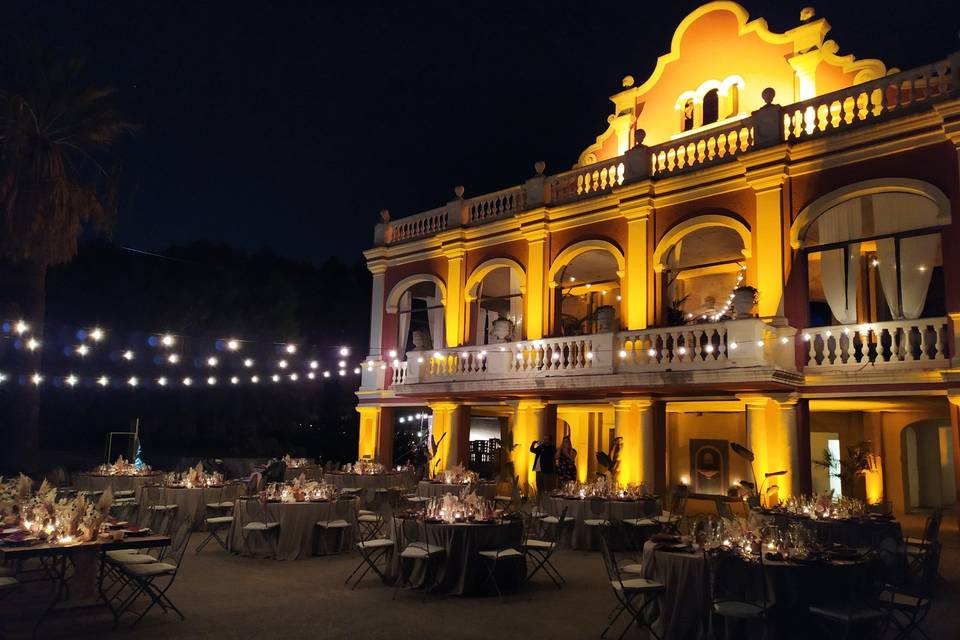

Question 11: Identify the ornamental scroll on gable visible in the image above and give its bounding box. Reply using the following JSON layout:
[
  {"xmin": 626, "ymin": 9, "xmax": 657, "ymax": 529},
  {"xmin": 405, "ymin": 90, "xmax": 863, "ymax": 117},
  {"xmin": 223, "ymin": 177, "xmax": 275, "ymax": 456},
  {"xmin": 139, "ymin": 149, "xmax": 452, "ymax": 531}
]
[{"xmin": 577, "ymin": 1, "xmax": 890, "ymax": 167}]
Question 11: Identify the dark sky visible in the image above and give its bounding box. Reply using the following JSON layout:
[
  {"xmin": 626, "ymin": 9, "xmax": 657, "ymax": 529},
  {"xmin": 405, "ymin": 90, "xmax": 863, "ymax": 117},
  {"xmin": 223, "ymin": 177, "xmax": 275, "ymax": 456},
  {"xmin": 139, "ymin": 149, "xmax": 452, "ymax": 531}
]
[{"xmin": 7, "ymin": 1, "xmax": 960, "ymax": 264}]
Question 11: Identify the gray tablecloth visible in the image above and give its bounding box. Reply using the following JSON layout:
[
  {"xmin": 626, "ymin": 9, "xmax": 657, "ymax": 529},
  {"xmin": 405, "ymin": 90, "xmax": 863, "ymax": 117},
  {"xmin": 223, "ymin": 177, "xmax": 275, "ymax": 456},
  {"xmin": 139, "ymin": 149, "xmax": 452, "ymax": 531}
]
[
  {"xmin": 138, "ymin": 484, "xmax": 242, "ymax": 530},
  {"xmin": 390, "ymin": 517, "xmax": 524, "ymax": 595},
  {"xmin": 642, "ymin": 541, "xmax": 709, "ymax": 640},
  {"xmin": 326, "ymin": 471, "xmax": 412, "ymax": 491},
  {"xmin": 283, "ymin": 465, "xmax": 323, "ymax": 482},
  {"xmin": 75, "ymin": 472, "xmax": 165, "ymax": 495},
  {"xmin": 229, "ymin": 497, "xmax": 359, "ymax": 560},
  {"xmin": 416, "ymin": 481, "xmax": 497, "ymax": 500},
  {"xmin": 754, "ymin": 512, "xmax": 903, "ymax": 548},
  {"xmin": 542, "ymin": 496, "xmax": 660, "ymax": 550}
]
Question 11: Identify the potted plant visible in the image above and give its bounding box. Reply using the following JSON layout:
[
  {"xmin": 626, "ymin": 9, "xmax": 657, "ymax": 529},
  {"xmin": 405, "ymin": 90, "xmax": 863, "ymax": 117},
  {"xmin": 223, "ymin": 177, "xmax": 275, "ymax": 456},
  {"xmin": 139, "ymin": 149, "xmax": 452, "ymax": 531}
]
[
  {"xmin": 666, "ymin": 295, "xmax": 689, "ymax": 326},
  {"xmin": 732, "ymin": 286, "xmax": 757, "ymax": 318},
  {"xmin": 490, "ymin": 314, "xmax": 514, "ymax": 342},
  {"xmin": 730, "ymin": 442, "xmax": 786, "ymax": 509},
  {"xmin": 595, "ymin": 305, "xmax": 617, "ymax": 333}
]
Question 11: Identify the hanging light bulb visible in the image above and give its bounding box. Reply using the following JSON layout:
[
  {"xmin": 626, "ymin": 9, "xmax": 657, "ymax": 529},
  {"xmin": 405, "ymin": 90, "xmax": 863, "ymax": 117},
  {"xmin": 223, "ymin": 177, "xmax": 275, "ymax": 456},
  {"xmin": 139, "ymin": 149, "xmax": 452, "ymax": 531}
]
[
  {"xmin": 285, "ymin": 344, "xmax": 297, "ymax": 354},
  {"xmin": 167, "ymin": 353, "xmax": 180, "ymax": 364},
  {"xmin": 339, "ymin": 346, "xmax": 350, "ymax": 356},
  {"xmin": 161, "ymin": 334, "xmax": 175, "ymax": 347},
  {"xmin": 323, "ymin": 371, "xmax": 331, "ymax": 378},
  {"xmin": 127, "ymin": 376, "xmax": 138, "ymax": 387},
  {"xmin": 76, "ymin": 344, "xmax": 89, "ymax": 357},
  {"xmin": 307, "ymin": 371, "xmax": 316, "ymax": 380},
  {"xmin": 97, "ymin": 375, "xmax": 109, "ymax": 387},
  {"xmin": 0, "ymin": 373, "xmax": 7, "ymax": 384},
  {"xmin": 26, "ymin": 338, "xmax": 40, "ymax": 351},
  {"xmin": 65, "ymin": 374, "xmax": 78, "ymax": 387},
  {"xmin": 14, "ymin": 320, "xmax": 29, "ymax": 335},
  {"xmin": 230, "ymin": 376, "xmax": 239, "ymax": 385},
  {"xmin": 122, "ymin": 350, "xmax": 135, "ymax": 361},
  {"xmin": 226, "ymin": 339, "xmax": 240, "ymax": 351},
  {"xmin": 182, "ymin": 377, "xmax": 193, "ymax": 386},
  {"xmin": 278, "ymin": 359, "xmax": 288, "ymax": 369},
  {"xmin": 244, "ymin": 358, "xmax": 254, "ymax": 368},
  {"xmin": 31, "ymin": 373, "xmax": 43, "ymax": 385},
  {"xmin": 157, "ymin": 376, "xmax": 168, "ymax": 386},
  {"xmin": 89, "ymin": 327, "xmax": 105, "ymax": 342},
  {"xmin": 207, "ymin": 376, "xmax": 217, "ymax": 385},
  {"xmin": 206, "ymin": 356, "xmax": 219, "ymax": 367},
  {"xmin": 353, "ymin": 367, "xmax": 361, "ymax": 374},
  {"xmin": 271, "ymin": 374, "xmax": 280, "ymax": 383},
  {"xmin": 289, "ymin": 373, "xmax": 298, "ymax": 381},
  {"xmin": 251, "ymin": 375, "xmax": 260, "ymax": 384},
  {"xmin": 338, "ymin": 359, "xmax": 347, "ymax": 368},
  {"xmin": 309, "ymin": 360, "xmax": 319, "ymax": 369},
  {"xmin": 339, "ymin": 369, "xmax": 347, "ymax": 376}
]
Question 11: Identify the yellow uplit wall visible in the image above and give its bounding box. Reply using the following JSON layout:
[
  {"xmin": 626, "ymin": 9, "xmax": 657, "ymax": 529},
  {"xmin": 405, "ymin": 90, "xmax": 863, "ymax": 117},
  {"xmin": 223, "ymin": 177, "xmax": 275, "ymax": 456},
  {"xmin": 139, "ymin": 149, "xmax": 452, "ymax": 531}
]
[
  {"xmin": 512, "ymin": 399, "xmax": 547, "ymax": 493},
  {"xmin": 427, "ymin": 401, "xmax": 459, "ymax": 475},
  {"xmin": 356, "ymin": 406, "xmax": 382, "ymax": 461},
  {"xmin": 667, "ymin": 410, "xmax": 751, "ymax": 491},
  {"xmin": 557, "ymin": 408, "xmax": 592, "ymax": 484}
]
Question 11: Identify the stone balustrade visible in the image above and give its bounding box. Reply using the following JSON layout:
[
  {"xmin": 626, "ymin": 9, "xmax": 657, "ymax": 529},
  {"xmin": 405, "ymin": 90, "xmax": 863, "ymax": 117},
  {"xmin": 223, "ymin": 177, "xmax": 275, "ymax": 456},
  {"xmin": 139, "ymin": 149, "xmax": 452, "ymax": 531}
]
[
  {"xmin": 374, "ymin": 55, "xmax": 957, "ymax": 247},
  {"xmin": 802, "ymin": 317, "xmax": 949, "ymax": 369}
]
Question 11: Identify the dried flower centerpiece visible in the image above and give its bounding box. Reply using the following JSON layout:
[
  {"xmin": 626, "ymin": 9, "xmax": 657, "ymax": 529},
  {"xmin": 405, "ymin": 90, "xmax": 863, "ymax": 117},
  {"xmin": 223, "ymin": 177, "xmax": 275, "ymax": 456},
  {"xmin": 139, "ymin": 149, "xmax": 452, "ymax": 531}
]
[
  {"xmin": 96, "ymin": 455, "xmax": 152, "ymax": 476},
  {"xmin": 425, "ymin": 491, "xmax": 495, "ymax": 523}
]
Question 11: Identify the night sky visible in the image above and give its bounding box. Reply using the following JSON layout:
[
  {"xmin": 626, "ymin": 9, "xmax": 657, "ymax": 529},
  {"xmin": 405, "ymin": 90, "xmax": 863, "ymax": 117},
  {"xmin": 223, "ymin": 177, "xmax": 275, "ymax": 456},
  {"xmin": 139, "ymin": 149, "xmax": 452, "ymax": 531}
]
[{"xmin": 7, "ymin": 1, "xmax": 960, "ymax": 265}]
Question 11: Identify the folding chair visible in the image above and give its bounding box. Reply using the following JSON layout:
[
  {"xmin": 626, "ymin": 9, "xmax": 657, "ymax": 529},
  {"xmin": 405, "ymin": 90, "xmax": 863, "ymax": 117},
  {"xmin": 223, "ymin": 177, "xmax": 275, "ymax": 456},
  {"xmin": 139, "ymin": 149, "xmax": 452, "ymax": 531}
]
[
  {"xmin": 905, "ymin": 510, "xmax": 941, "ymax": 574},
  {"xmin": 143, "ymin": 486, "xmax": 179, "ymax": 534},
  {"xmin": 493, "ymin": 475, "xmax": 520, "ymax": 514},
  {"xmin": 704, "ymin": 546, "xmax": 772, "ymax": 640},
  {"xmin": 345, "ymin": 504, "xmax": 395, "ymax": 589},
  {"xmin": 239, "ymin": 499, "xmax": 280, "ymax": 559},
  {"xmin": 0, "ymin": 570, "xmax": 21, "ymax": 638},
  {"xmin": 653, "ymin": 486, "xmax": 687, "ymax": 534},
  {"xmin": 394, "ymin": 516, "xmax": 445, "ymax": 599},
  {"xmin": 880, "ymin": 541, "xmax": 941, "ymax": 640},
  {"xmin": 523, "ymin": 506, "xmax": 567, "ymax": 588},
  {"xmin": 809, "ymin": 551, "xmax": 890, "ymax": 638},
  {"xmin": 116, "ymin": 517, "xmax": 191, "ymax": 627},
  {"xmin": 316, "ymin": 498, "xmax": 354, "ymax": 555},
  {"xmin": 598, "ymin": 525, "xmax": 664, "ymax": 640},
  {"xmin": 195, "ymin": 486, "xmax": 235, "ymax": 553}
]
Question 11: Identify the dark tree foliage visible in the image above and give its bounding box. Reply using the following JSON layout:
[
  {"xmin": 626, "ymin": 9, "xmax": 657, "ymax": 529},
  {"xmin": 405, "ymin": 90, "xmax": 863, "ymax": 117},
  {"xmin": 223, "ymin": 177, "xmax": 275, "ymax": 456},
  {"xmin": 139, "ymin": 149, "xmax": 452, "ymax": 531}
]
[{"xmin": 33, "ymin": 239, "xmax": 369, "ymax": 466}]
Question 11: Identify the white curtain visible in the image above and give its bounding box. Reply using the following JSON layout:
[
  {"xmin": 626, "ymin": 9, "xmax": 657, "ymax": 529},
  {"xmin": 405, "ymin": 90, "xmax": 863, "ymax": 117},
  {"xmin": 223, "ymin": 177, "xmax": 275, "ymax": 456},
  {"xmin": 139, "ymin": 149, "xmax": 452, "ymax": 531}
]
[
  {"xmin": 474, "ymin": 281, "xmax": 486, "ymax": 346},
  {"xmin": 509, "ymin": 269, "xmax": 523, "ymax": 340},
  {"xmin": 875, "ymin": 237, "xmax": 901, "ymax": 319},
  {"xmin": 426, "ymin": 295, "xmax": 445, "ymax": 350},
  {"xmin": 396, "ymin": 291, "xmax": 412, "ymax": 354},
  {"xmin": 899, "ymin": 234, "xmax": 939, "ymax": 319},
  {"xmin": 817, "ymin": 199, "xmax": 862, "ymax": 324}
]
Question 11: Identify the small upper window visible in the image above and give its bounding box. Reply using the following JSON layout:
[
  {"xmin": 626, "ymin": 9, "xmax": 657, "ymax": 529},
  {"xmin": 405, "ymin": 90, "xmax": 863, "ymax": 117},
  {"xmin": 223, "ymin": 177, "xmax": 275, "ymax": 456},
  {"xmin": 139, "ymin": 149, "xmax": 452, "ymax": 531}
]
[
  {"xmin": 681, "ymin": 99, "xmax": 695, "ymax": 132},
  {"xmin": 702, "ymin": 89, "xmax": 719, "ymax": 126}
]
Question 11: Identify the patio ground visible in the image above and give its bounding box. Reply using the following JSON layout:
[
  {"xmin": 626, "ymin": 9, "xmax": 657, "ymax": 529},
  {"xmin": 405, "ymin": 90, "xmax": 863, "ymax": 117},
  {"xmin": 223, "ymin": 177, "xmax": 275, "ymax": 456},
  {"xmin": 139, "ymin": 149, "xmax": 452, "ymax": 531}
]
[{"xmin": 3, "ymin": 513, "xmax": 957, "ymax": 639}]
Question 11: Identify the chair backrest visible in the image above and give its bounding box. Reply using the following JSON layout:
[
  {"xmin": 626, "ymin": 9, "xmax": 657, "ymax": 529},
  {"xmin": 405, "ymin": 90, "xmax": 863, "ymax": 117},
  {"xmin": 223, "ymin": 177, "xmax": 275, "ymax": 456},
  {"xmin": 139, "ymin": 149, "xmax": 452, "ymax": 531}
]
[
  {"xmin": 923, "ymin": 510, "xmax": 942, "ymax": 544},
  {"xmin": 704, "ymin": 548, "xmax": 769, "ymax": 612},
  {"xmin": 597, "ymin": 525, "xmax": 631, "ymax": 601},
  {"xmin": 916, "ymin": 541, "xmax": 942, "ymax": 598}
]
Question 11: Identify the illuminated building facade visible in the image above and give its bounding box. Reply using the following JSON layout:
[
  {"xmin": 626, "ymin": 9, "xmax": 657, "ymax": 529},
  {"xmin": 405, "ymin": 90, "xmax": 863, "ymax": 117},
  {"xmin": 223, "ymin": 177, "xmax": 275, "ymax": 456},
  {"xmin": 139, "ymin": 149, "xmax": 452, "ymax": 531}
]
[{"xmin": 357, "ymin": 2, "xmax": 960, "ymax": 516}]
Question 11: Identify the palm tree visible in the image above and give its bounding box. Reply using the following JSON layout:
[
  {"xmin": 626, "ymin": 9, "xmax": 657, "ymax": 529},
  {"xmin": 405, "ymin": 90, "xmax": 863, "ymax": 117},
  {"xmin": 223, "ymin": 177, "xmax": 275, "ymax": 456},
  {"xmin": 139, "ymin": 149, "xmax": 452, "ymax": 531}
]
[{"xmin": 0, "ymin": 40, "xmax": 135, "ymax": 468}]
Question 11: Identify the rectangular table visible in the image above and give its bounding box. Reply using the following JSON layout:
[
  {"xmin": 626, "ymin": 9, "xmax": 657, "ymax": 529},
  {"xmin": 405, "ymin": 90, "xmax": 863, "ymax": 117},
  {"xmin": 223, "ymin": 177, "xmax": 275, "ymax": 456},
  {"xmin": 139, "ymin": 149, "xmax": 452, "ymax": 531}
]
[{"xmin": 1, "ymin": 534, "xmax": 171, "ymax": 635}]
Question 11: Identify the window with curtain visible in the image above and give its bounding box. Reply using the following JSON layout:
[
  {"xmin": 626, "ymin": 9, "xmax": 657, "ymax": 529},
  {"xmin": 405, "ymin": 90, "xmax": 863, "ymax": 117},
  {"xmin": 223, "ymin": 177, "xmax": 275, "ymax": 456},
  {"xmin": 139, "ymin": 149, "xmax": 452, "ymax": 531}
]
[
  {"xmin": 470, "ymin": 267, "xmax": 523, "ymax": 345},
  {"xmin": 395, "ymin": 281, "xmax": 444, "ymax": 352},
  {"xmin": 804, "ymin": 192, "xmax": 945, "ymax": 326},
  {"xmin": 663, "ymin": 225, "xmax": 746, "ymax": 323}
]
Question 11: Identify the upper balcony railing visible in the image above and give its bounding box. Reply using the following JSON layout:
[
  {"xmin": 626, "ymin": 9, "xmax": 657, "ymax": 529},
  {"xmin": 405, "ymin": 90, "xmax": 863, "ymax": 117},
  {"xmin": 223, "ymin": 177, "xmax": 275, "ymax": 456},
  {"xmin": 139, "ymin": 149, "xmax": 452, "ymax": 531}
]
[
  {"xmin": 375, "ymin": 54, "xmax": 958, "ymax": 247},
  {"xmin": 802, "ymin": 317, "xmax": 949, "ymax": 371},
  {"xmin": 389, "ymin": 318, "xmax": 795, "ymax": 388}
]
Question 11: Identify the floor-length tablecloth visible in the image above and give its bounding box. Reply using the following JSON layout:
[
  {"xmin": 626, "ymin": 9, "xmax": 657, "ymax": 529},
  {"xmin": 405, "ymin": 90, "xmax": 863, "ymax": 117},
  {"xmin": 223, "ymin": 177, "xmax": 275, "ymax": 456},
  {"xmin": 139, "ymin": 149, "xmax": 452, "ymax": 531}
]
[
  {"xmin": 75, "ymin": 472, "xmax": 165, "ymax": 495},
  {"xmin": 138, "ymin": 484, "xmax": 243, "ymax": 530},
  {"xmin": 542, "ymin": 496, "xmax": 660, "ymax": 550},
  {"xmin": 416, "ymin": 481, "xmax": 497, "ymax": 500},
  {"xmin": 640, "ymin": 541, "xmax": 871, "ymax": 640},
  {"xmin": 326, "ymin": 471, "xmax": 413, "ymax": 492},
  {"xmin": 390, "ymin": 517, "xmax": 524, "ymax": 595},
  {"xmin": 229, "ymin": 497, "xmax": 359, "ymax": 560},
  {"xmin": 754, "ymin": 512, "xmax": 903, "ymax": 548}
]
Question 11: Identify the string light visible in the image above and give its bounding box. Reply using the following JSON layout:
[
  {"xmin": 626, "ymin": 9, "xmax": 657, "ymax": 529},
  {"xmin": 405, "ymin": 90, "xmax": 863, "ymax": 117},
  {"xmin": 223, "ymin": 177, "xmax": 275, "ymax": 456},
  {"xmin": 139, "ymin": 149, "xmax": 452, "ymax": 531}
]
[
  {"xmin": 26, "ymin": 338, "xmax": 40, "ymax": 351},
  {"xmin": 207, "ymin": 376, "xmax": 217, "ymax": 385},
  {"xmin": 289, "ymin": 373, "xmax": 298, "ymax": 381},
  {"xmin": 167, "ymin": 353, "xmax": 180, "ymax": 364},
  {"xmin": 158, "ymin": 376, "xmax": 168, "ymax": 386},
  {"xmin": 206, "ymin": 356, "xmax": 218, "ymax": 367},
  {"xmin": 14, "ymin": 320, "xmax": 29, "ymax": 335},
  {"xmin": 160, "ymin": 334, "xmax": 175, "ymax": 347},
  {"xmin": 307, "ymin": 371, "xmax": 316, "ymax": 380},
  {"xmin": 230, "ymin": 376, "xmax": 240, "ymax": 385},
  {"xmin": 339, "ymin": 346, "xmax": 350, "ymax": 356},
  {"xmin": 278, "ymin": 359, "xmax": 288, "ymax": 369},
  {"xmin": 127, "ymin": 376, "xmax": 138, "ymax": 387},
  {"xmin": 66, "ymin": 374, "xmax": 78, "ymax": 387},
  {"xmin": 338, "ymin": 360, "xmax": 347, "ymax": 368},
  {"xmin": 226, "ymin": 339, "xmax": 240, "ymax": 351},
  {"xmin": 0, "ymin": 373, "xmax": 6, "ymax": 383},
  {"xmin": 31, "ymin": 373, "xmax": 43, "ymax": 385},
  {"xmin": 182, "ymin": 377, "xmax": 193, "ymax": 386},
  {"xmin": 285, "ymin": 344, "xmax": 297, "ymax": 354},
  {"xmin": 309, "ymin": 360, "xmax": 319, "ymax": 369},
  {"xmin": 271, "ymin": 374, "xmax": 280, "ymax": 383},
  {"xmin": 97, "ymin": 375, "xmax": 109, "ymax": 387},
  {"xmin": 76, "ymin": 344, "xmax": 89, "ymax": 357},
  {"xmin": 122, "ymin": 350, "xmax": 135, "ymax": 361},
  {"xmin": 244, "ymin": 358, "xmax": 254, "ymax": 367},
  {"xmin": 89, "ymin": 327, "xmax": 105, "ymax": 342},
  {"xmin": 251, "ymin": 375, "xmax": 260, "ymax": 383},
  {"xmin": 352, "ymin": 367, "xmax": 360, "ymax": 374},
  {"xmin": 339, "ymin": 369, "xmax": 347, "ymax": 376}
]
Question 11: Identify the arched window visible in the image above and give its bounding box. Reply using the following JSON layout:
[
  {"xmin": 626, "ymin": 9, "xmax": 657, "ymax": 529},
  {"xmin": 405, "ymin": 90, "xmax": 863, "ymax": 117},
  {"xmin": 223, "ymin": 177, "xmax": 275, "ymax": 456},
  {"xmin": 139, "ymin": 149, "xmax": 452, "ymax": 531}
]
[
  {"xmin": 663, "ymin": 225, "xmax": 747, "ymax": 323},
  {"xmin": 802, "ymin": 190, "xmax": 946, "ymax": 325},
  {"xmin": 556, "ymin": 250, "xmax": 622, "ymax": 335},
  {"xmin": 387, "ymin": 278, "xmax": 445, "ymax": 353},
  {"xmin": 681, "ymin": 98, "xmax": 695, "ymax": 132},
  {"xmin": 468, "ymin": 265, "xmax": 524, "ymax": 344},
  {"xmin": 702, "ymin": 89, "xmax": 719, "ymax": 126}
]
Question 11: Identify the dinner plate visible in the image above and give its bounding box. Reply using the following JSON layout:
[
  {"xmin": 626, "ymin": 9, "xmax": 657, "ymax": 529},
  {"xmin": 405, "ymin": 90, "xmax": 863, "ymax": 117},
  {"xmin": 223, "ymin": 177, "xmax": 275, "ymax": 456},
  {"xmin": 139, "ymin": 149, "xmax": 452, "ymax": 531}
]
[{"xmin": 122, "ymin": 527, "xmax": 151, "ymax": 536}]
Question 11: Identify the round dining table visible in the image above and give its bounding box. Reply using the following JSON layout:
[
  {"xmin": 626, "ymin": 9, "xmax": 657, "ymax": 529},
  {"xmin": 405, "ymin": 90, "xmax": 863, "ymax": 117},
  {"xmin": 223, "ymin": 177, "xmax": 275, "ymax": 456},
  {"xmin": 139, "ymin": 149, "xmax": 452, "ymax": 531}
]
[
  {"xmin": 229, "ymin": 496, "xmax": 359, "ymax": 560},
  {"xmin": 390, "ymin": 516, "xmax": 524, "ymax": 595},
  {"xmin": 138, "ymin": 483, "xmax": 243, "ymax": 530},
  {"xmin": 754, "ymin": 511, "xmax": 903, "ymax": 549},
  {"xmin": 325, "ymin": 471, "xmax": 413, "ymax": 492},
  {"xmin": 75, "ymin": 472, "xmax": 164, "ymax": 495},
  {"xmin": 640, "ymin": 540, "xmax": 871, "ymax": 640},
  {"xmin": 416, "ymin": 480, "xmax": 497, "ymax": 500},
  {"xmin": 542, "ymin": 495, "xmax": 661, "ymax": 550}
]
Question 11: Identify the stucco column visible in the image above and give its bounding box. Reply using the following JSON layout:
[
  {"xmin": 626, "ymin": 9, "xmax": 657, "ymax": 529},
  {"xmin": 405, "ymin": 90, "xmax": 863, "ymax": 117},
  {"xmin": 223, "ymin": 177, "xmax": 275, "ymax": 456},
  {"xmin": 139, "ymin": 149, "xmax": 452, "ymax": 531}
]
[
  {"xmin": 523, "ymin": 225, "xmax": 548, "ymax": 340},
  {"xmin": 612, "ymin": 397, "xmax": 657, "ymax": 490},
  {"xmin": 742, "ymin": 158, "xmax": 788, "ymax": 319},
  {"xmin": 737, "ymin": 394, "xmax": 771, "ymax": 493},
  {"xmin": 947, "ymin": 393, "xmax": 960, "ymax": 533},
  {"xmin": 770, "ymin": 393, "xmax": 801, "ymax": 499},
  {"xmin": 357, "ymin": 405, "xmax": 383, "ymax": 462},
  {"xmin": 443, "ymin": 247, "xmax": 466, "ymax": 348},
  {"xmin": 427, "ymin": 401, "xmax": 468, "ymax": 475},
  {"xmin": 512, "ymin": 399, "xmax": 548, "ymax": 494},
  {"xmin": 367, "ymin": 264, "xmax": 387, "ymax": 359},
  {"xmin": 623, "ymin": 200, "xmax": 652, "ymax": 330}
]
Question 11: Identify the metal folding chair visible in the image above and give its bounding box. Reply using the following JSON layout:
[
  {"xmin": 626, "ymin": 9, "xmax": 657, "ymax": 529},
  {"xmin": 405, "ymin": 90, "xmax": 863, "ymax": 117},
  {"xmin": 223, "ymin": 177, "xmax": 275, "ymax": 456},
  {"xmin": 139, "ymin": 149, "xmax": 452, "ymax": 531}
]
[
  {"xmin": 115, "ymin": 517, "xmax": 191, "ymax": 627},
  {"xmin": 393, "ymin": 516, "xmax": 445, "ymax": 599},
  {"xmin": 598, "ymin": 525, "xmax": 664, "ymax": 640},
  {"xmin": 345, "ymin": 504, "xmax": 395, "ymax": 590},
  {"xmin": 523, "ymin": 506, "xmax": 567, "ymax": 588}
]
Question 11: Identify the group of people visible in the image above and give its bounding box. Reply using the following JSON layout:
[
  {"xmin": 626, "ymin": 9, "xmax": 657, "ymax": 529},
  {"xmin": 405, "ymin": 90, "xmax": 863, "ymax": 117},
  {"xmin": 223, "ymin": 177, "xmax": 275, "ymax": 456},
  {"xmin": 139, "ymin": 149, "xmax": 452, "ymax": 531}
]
[{"xmin": 529, "ymin": 432, "xmax": 578, "ymax": 493}]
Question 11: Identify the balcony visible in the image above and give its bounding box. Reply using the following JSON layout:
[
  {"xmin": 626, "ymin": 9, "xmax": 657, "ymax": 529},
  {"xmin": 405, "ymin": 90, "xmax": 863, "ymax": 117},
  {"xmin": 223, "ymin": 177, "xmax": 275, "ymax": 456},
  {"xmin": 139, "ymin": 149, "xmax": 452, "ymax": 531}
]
[
  {"xmin": 374, "ymin": 55, "xmax": 957, "ymax": 247},
  {"xmin": 386, "ymin": 319, "xmax": 800, "ymax": 395}
]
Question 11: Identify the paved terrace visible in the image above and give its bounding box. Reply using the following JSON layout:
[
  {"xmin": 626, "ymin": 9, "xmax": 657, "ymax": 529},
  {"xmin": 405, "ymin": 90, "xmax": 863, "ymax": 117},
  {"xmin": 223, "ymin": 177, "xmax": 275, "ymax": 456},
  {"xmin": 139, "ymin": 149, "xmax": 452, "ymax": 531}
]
[{"xmin": 2, "ymin": 514, "xmax": 957, "ymax": 639}]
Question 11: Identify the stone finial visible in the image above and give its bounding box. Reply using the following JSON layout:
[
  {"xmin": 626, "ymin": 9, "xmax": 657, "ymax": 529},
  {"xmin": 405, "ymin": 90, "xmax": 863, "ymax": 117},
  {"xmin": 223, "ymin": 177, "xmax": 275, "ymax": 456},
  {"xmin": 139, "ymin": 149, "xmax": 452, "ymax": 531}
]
[
  {"xmin": 633, "ymin": 129, "xmax": 646, "ymax": 146},
  {"xmin": 762, "ymin": 87, "xmax": 776, "ymax": 105},
  {"xmin": 534, "ymin": 160, "xmax": 546, "ymax": 175},
  {"xmin": 379, "ymin": 209, "xmax": 390, "ymax": 223},
  {"xmin": 800, "ymin": 7, "xmax": 816, "ymax": 22},
  {"xmin": 453, "ymin": 185, "xmax": 465, "ymax": 199},
  {"xmin": 622, "ymin": 75, "xmax": 635, "ymax": 88}
]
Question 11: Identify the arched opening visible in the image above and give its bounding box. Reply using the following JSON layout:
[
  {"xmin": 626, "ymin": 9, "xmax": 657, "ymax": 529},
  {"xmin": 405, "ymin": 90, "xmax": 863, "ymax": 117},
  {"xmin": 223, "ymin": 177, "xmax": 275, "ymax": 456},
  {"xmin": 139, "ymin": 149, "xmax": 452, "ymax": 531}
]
[
  {"xmin": 467, "ymin": 263, "xmax": 524, "ymax": 345},
  {"xmin": 797, "ymin": 182, "xmax": 950, "ymax": 327},
  {"xmin": 900, "ymin": 419, "xmax": 956, "ymax": 512},
  {"xmin": 681, "ymin": 98, "xmax": 695, "ymax": 132},
  {"xmin": 701, "ymin": 88, "xmax": 719, "ymax": 126},
  {"xmin": 658, "ymin": 220, "xmax": 749, "ymax": 324},
  {"xmin": 386, "ymin": 276, "xmax": 445, "ymax": 354},
  {"xmin": 555, "ymin": 250, "xmax": 623, "ymax": 336}
]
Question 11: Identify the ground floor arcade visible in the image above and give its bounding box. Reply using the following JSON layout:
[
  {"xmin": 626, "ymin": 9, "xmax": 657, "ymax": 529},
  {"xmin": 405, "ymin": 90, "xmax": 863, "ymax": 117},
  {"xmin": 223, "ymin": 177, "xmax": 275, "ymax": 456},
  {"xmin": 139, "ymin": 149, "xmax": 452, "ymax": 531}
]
[{"xmin": 358, "ymin": 393, "xmax": 960, "ymax": 519}]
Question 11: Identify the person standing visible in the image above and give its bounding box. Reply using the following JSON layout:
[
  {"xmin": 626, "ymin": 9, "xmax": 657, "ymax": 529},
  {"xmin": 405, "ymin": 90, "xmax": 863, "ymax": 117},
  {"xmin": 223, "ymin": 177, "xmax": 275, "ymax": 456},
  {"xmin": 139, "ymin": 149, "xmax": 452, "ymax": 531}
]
[
  {"xmin": 555, "ymin": 436, "xmax": 578, "ymax": 485},
  {"xmin": 530, "ymin": 434, "xmax": 557, "ymax": 494}
]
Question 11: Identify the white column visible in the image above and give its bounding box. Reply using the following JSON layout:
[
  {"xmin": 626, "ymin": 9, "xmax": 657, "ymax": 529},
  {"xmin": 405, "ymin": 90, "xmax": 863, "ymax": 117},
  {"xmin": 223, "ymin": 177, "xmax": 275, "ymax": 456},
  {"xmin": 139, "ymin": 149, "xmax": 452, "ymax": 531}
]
[{"xmin": 367, "ymin": 264, "xmax": 386, "ymax": 359}]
